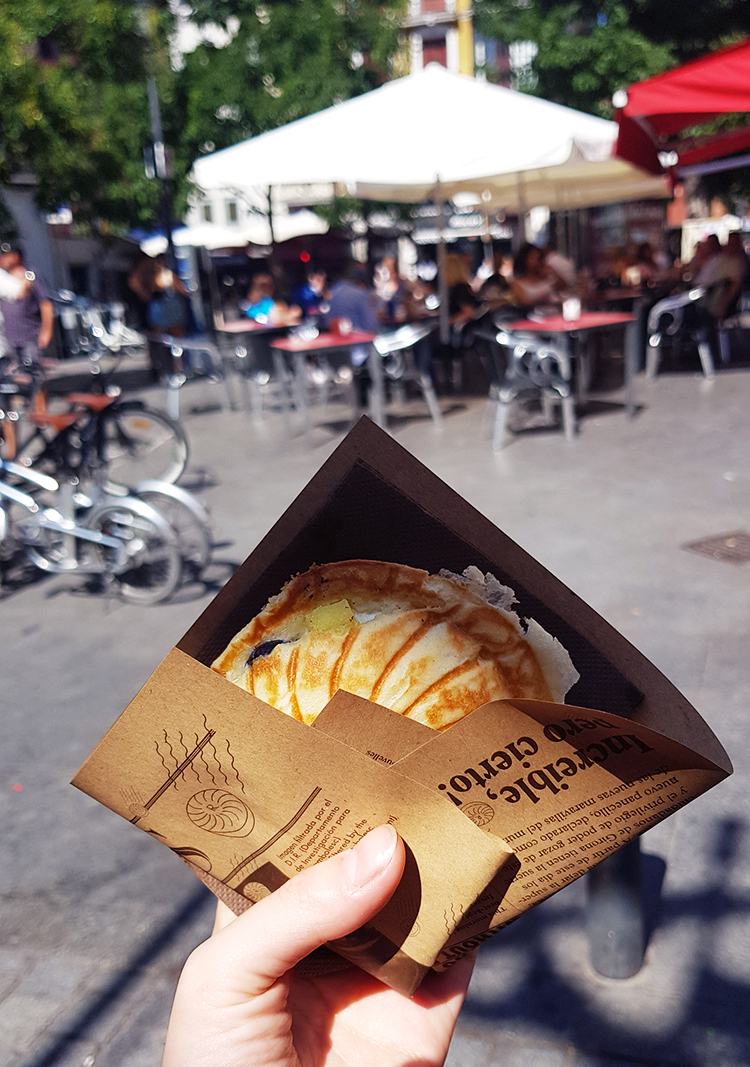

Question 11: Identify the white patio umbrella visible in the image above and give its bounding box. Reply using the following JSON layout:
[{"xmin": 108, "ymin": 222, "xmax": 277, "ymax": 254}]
[
  {"xmin": 192, "ymin": 64, "xmax": 668, "ymax": 210},
  {"xmin": 192, "ymin": 66, "xmax": 668, "ymax": 338},
  {"xmin": 140, "ymin": 211, "xmax": 328, "ymax": 257}
]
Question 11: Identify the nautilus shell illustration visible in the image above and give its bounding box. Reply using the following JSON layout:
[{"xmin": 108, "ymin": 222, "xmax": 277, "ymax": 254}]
[
  {"xmin": 461, "ymin": 802, "xmax": 495, "ymax": 828},
  {"xmin": 186, "ymin": 789, "xmax": 254, "ymax": 837}
]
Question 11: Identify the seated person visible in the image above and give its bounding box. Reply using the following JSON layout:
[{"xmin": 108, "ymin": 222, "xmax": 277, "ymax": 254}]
[
  {"xmin": 292, "ymin": 268, "xmax": 327, "ymax": 317},
  {"xmin": 323, "ymin": 262, "xmax": 380, "ymax": 405},
  {"xmin": 401, "ymin": 277, "xmax": 438, "ymax": 319},
  {"xmin": 542, "ymin": 245, "xmax": 576, "ymax": 289},
  {"xmin": 448, "ymin": 282, "xmax": 478, "ymax": 334},
  {"xmin": 324, "ymin": 263, "xmax": 380, "ymax": 336},
  {"xmin": 476, "ymin": 273, "xmax": 512, "ymax": 312},
  {"xmin": 373, "ymin": 255, "xmax": 407, "ymax": 321},
  {"xmin": 244, "ymin": 273, "xmax": 300, "ymax": 326},
  {"xmin": 511, "ymin": 243, "xmax": 561, "ymax": 308},
  {"xmin": 695, "ymin": 237, "xmax": 745, "ymax": 324}
]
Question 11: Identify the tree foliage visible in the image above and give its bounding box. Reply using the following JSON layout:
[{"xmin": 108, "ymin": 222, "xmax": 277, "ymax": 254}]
[
  {"xmin": 0, "ymin": 0, "xmax": 403, "ymax": 229},
  {"xmin": 475, "ymin": 0, "xmax": 750, "ymax": 117},
  {"xmin": 171, "ymin": 0, "xmax": 404, "ymax": 170},
  {"xmin": 0, "ymin": 0, "xmax": 178, "ymax": 226}
]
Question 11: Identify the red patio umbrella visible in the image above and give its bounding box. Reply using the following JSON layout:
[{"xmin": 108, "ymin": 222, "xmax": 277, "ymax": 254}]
[{"xmin": 615, "ymin": 38, "xmax": 750, "ymax": 176}]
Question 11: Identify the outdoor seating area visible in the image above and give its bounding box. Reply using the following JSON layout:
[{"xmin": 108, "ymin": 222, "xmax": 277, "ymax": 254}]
[
  {"xmin": 6, "ymin": 361, "xmax": 750, "ymax": 1066},
  {"xmin": 7, "ymin": 12, "xmax": 750, "ymax": 1067}
]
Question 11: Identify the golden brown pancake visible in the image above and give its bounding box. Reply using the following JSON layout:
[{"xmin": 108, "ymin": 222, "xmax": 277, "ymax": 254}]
[{"xmin": 212, "ymin": 560, "xmax": 578, "ymax": 730}]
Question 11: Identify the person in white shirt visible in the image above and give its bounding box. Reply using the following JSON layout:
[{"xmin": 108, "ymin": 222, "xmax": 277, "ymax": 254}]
[{"xmin": 0, "ymin": 265, "xmax": 32, "ymax": 357}]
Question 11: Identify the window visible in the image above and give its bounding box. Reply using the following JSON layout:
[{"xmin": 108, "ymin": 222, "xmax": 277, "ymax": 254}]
[
  {"xmin": 226, "ymin": 200, "xmax": 238, "ymax": 224},
  {"xmin": 202, "ymin": 204, "xmax": 213, "ymax": 223}
]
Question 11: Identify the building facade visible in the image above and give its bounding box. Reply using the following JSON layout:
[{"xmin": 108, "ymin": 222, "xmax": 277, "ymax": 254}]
[{"xmin": 403, "ymin": 0, "xmax": 511, "ymax": 82}]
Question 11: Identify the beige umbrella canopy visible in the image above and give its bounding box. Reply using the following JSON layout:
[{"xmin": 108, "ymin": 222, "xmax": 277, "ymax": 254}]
[{"xmin": 192, "ymin": 65, "xmax": 668, "ymax": 212}]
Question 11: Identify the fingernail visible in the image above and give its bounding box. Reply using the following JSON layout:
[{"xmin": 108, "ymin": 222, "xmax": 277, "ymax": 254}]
[{"xmin": 342, "ymin": 824, "xmax": 398, "ymax": 888}]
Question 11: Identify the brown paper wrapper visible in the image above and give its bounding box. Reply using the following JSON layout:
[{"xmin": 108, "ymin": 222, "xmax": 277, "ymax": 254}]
[{"xmin": 72, "ymin": 418, "xmax": 731, "ymax": 995}]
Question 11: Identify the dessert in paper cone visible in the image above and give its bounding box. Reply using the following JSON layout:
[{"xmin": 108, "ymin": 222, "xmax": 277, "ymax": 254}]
[{"xmin": 212, "ymin": 560, "xmax": 579, "ymax": 730}]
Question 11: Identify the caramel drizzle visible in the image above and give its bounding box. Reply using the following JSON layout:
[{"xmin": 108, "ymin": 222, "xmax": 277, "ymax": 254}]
[
  {"xmin": 329, "ymin": 626, "xmax": 361, "ymax": 699},
  {"xmin": 286, "ymin": 646, "xmax": 303, "ymax": 721},
  {"xmin": 370, "ymin": 619, "xmax": 432, "ymax": 702},
  {"xmin": 400, "ymin": 660, "xmax": 480, "ymax": 717}
]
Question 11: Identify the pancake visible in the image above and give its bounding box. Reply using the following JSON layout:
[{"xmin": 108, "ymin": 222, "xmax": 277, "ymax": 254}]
[{"xmin": 212, "ymin": 560, "xmax": 579, "ymax": 730}]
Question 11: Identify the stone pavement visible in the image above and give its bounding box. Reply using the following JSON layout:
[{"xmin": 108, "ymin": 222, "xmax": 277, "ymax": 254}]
[{"xmin": 2, "ymin": 363, "xmax": 750, "ymax": 1066}]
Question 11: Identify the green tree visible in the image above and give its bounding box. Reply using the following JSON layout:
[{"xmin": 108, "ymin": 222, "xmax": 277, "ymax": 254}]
[
  {"xmin": 171, "ymin": 0, "xmax": 404, "ymax": 175},
  {"xmin": 475, "ymin": 0, "xmax": 672, "ymax": 116},
  {"xmin": 475, "ymin": 0, "xmax": 750, "ymax": 117},
  {"xmin": 628, "ymin": 0, "xmax": 750, "ymax": 63},
  {"xmin": 0, "ymin": 0, "xmax": 175, "ymax": 228}
]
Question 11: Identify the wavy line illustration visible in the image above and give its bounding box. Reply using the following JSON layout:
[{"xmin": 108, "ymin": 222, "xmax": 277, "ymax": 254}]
[
  {"xmin": 199, "ymin": 745, "xmax": 218, "ymax": 786},
  {"xmin": 209, "ymin": 739, "xmax": 229, "ymax": 787},
  {"xmin": 154, "ymin": 738, "xmax": 170, "ymax": 775},
  {"xmin": 163, "ymin": 730, "xmax": 178, "ymax": 770},
  {"xmin": 444, "ymin": 901, "xmax": 464, "ymax": 935},
  {"xmin": 224, "ymin": 739, "xmax": 246, "ymax": 795},
  {"xmin": 187, "ymin": 733, "xmax": 202, "ymax": 781},
  {"xmin": 176, "ymin": 731, "xmax": 192, "ymax": 782}
]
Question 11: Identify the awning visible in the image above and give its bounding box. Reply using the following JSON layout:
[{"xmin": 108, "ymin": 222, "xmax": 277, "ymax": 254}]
[{"xmin": 615, "ymin": 38, "xmax": 750, "ymax": 176}]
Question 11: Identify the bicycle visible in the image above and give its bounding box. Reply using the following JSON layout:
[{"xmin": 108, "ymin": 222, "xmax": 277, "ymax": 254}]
[
  {"xmin": 55, "ymin": 291, "xmax": 146, "ymax": 361},
  {"xmin": 0, "ymin": 458, "xmax": 182, "ymax": 604},
  {"xmin": 104, "ymin": 478, "xmax": 212, "ymax": 579},
  {"xmin": 1, "ymin": 365, "xmax": 189, "ymax": 488}
]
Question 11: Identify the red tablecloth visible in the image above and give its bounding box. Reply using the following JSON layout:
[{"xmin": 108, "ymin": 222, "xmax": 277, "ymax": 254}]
[
  {"xmin": 216, "ymin": 320, "xmax": 288, "ymax": 334},
  {"xmin": 507, "ymin": 311, "xmax": 635, "ymax": 333},
  {"xmin": 271, "ymin": 330, "xmax": 376, "ymax": 352}
]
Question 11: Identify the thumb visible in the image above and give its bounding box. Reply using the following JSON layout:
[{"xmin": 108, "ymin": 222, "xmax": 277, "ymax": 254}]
[{"xmin": 196, "ymin": 824, "xmax": 404, "ymax": 997}]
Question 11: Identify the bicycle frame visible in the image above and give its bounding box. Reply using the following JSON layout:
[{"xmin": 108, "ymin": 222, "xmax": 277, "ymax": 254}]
[{"xmin": 0, "ymin": 464, "xmax": 163, "ymax": 574}]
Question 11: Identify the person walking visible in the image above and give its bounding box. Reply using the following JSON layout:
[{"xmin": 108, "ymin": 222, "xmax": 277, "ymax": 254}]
[{"xmin": 0, "ymin": 246, "xmax": 54, "ymax": 372}]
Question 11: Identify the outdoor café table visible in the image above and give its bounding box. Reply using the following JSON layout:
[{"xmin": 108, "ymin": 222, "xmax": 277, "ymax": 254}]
[
  {"xmin": 216, "ymin": 319, "xmax": 293, "ymax": 417},
  {"xmin": 270, "ymin": 329, "xmax": 381, "ymax": 438},
  {"xmin": 507, "ymin": 310, "xmax": 638, "ymax": 418}
]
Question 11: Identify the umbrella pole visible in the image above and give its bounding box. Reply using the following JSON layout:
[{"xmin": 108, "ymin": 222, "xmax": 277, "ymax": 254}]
[
  {"xmin": 202, "ymin": 246, "xmax": 224, "ymax": 329},
  {"xmin": 436, "ymin": 193, "xmax": 450, "ymax": 345},
  {"xmin": 267, "ymin": 185, "xmax": 276, "ymax": 248},
  {"xmin": 515, "ymin": 173, "xmax": 528, "ymax": 252},
  {"xmin": 268, "ymin": 185, "xmax": 285, "ymax": 298}
]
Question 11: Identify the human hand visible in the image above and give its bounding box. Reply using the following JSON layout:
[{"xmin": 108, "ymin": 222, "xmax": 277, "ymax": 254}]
[{"xmin": 162, "ymin": 824, "xmax": 475, "ymax": 1067}]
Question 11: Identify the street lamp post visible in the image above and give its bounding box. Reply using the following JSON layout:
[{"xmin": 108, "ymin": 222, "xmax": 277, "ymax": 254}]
[
  {"xmin": 146, "ymin": 74, "xmax": 176, "ymax": 268},
  {"xmin": 135, "ymin": 0, "xmax": 175, "ymax": 267}
]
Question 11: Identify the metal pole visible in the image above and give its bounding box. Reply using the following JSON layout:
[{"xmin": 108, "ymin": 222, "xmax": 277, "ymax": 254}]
[
  {"xmin": 146, "ymin": 75, "xmax": 175, "ymax": 270},
  {"xmin": 267, "ymin": 186, "xmax": 276, "ymax": 248},
  {"xmin": 435, "ymin": 194, "xmax": 449, "ymax": 345},
  {"xmin": 586, "ymin": 837, "xmax": 646, "ymax": 978}
]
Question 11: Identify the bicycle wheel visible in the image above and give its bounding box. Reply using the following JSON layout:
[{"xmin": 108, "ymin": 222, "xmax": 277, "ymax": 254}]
[
  {"xmin": 103, "ymin": 404, "xmax": 188, "ymax": 487},
  {"xmin": 85, "ymin": 497, "xmax": 182, "ymax": 604},
  {"xmin": 135, "ymin": 480, "xmax": 212, "ymax": 577}
]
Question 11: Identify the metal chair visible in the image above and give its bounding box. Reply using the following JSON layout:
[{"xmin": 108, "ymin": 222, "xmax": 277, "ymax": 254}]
[
  {"xmin": 149, "ymin": 334, "xmax": 235, "ymax": 418},
  {"xmin": 222, "ymin": 335, "xmax": 295, "ymax": 423},
  {"xmin": 373, "ymin": 323, "xmax": 443, "ymax": 427},
  {"xmin": 646, "ymin": 287, "xmax": 715, "ymax": 381},
  {"xmin": 489, "ymin": 330, "xmax": 576, "ymax": 450}
]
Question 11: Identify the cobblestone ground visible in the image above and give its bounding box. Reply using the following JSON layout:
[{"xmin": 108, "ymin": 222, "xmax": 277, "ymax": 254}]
[{"xmin": 3, "ymin": 364, "xmax": 750, "ymax": 1066}]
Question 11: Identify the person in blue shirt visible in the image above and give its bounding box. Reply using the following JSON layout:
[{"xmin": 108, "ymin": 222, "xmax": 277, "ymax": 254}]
[
  {"xmin": 244, "ymin": 272, "xmax": 301, "ymax": 326},
  {"xmin": 323, "ymin": 262, "xmax": 382, "ymax": 406},
  {"xmin": 324, "ymin": 262, "xmax": 380, "ymax": 335},
  {"xmin": 292, "ymin": 268, "xmax": 327, "ymax": 317}
]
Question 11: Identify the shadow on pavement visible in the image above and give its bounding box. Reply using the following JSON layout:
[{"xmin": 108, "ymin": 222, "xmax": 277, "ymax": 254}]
[
  {"xmin": 22, "ymin": 886, "xmax": 213, "ymax": 1067},
  {"xmin": 460, "ymin": 816, "xmax": 750, "ymax": 1065}
]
